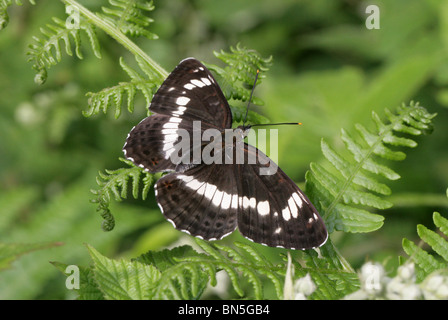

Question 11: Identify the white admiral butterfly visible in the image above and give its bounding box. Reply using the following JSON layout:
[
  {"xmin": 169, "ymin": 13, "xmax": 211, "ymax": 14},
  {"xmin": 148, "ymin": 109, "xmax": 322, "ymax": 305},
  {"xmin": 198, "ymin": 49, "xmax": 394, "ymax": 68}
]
[{"xmin": 123, "ymin": 58, "xmax": 328, "ymax": 249}]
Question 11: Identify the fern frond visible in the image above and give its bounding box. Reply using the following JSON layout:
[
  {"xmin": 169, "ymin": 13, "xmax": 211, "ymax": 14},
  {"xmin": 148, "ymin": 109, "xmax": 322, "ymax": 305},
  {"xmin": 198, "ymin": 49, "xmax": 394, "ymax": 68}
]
[
  {"xmin": 135, "ymin": 238, "xmax": 284, "ymax": 299},
  {"xmin": 135, "ymin": 245, "xmax": 210, "ymax": 299},
  {"xmin": 51, "ymin": 261, "xmax": 104, "ymax": 300},
  {"xmin": 0, "ymin": 0, "xmax": 35, "ymax": 30},
  {"xmin": 306, "ymin": 102, "xmax": 436, "ymax": 233},
  {"xmin": 61, "ymin": 240, "xmax": 359, "ymax": 300},
  {"xmin": 298, "ymin": 248, "xmax": 360, "ymax": 299},
  {"xmin": 87, "ymin": 244, "xmax": 161, "ymax": 300},
  {"xmin": 98, "ymin": 0, "xmax": 157, "ymax": 39},
  {"xmin": 26, "ymin": 13, "xmax": 101, "ymax": 84},
  {"xmin": 403, "ymin": 212, "xmax": 448, "ymax": 281},
  {"xmin": 90, "ymin": 158, "xmax": 154, "ymax": 231},
  {"xmin": 83, "ymin": 56, "xmax": 159, "ymax": 118},
  {"xmin": 206, "ymin": 43, "xmax": 273, "ymax": 108}
]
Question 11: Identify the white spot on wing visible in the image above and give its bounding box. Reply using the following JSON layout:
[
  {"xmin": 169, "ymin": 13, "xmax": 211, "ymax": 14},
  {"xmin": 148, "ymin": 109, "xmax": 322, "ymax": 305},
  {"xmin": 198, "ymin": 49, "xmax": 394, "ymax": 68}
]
[
  {"xmin": 288, "ymin": 196, "xmax": 298, "ymax": 219},
  {"xmin": 191, "ymin": 79, "xmax": 206, "ymax": 88},
  {"xmin": 212, "ymin": 190, "xmax": 224, "ymax": 207},
  {"xmin": 169, "ymin": 117, "xmax": 182, "ymax": 123},
  {"xmin": 173, "ymin": 106, "xmax": 186, "ymax": 115},
  {"xmin": 186, "ymin": 178, "xmax": 202, "ymax": 190},
  {"xmin": 204, "ymin": 183, "xmax": 217, "ymax": 200},
  {"xmin": 162, "ymin": 141, "xmax": 175, "ymax": 152},
  {"xmin": 249, "ymin": 197, "xmax": 256, "ymax": 209},
  {"xmin": 257, "ymin": 200, "xmax": 270, "ymax": 216},
  {"xmin": 292, "ymin": 192, "xmax": 303, "ymax": 208},
  {"xmin": 184, "ymin": 83, "xmax": 196, "ymax": 90},
  {"xmin": 221, "ymin": 193, "xmax": 232, "ymax": 209},
  {"xmin": 161, "ymin": 128, "xmax": 178, "ymax": 135},
  {"xmin": 162, "ymin": 122, "xmax": 179, "ymax": 129},
  {"xmin": 176, "ymin": 96, "xmax": 190, "ymax": 106},
  {"xmin": 231, "ymin": 195, "xmax": 239, "ymax": 209},
  {"xmin": 282, "ymin": 207, "xmax": 291, "ymax": 221},
  {"xmin": 201, "ymin": 77, "xmax": 212, "ymax": 86}
]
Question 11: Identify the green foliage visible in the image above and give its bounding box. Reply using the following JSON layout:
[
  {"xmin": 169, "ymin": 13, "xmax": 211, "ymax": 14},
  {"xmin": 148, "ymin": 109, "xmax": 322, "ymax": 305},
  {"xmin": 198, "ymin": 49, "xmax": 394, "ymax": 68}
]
[
  {"xmin": 83, "ymin": 56, "xmax": 159, "ymax": 119},
  {"xmin": 1, "ymin": 0, "xmax": 447, "ymax": 300},
  {"xmin": 306, "ymin": 102, "xmax": 437, "ymax": 233},
  {"xmin": 403, "ymin": 211, "xmax": 448, "ymax": 282},
  {"xmin": 51, "ymin": 261, "xmax": 105, "ymax": 300},
  {"xmin": 57, "ymin": 239, "xmax": 359, "ymax": 300},
  {"xmin": 206, "ymin": 43, "xmax": 272, "ymax": 108},
  {"xmin": 26, "ymin": 15, "xmax": 102, "ymax": 84},
  {"xmin": 0, "ymin": 0, "xmax": 35, "ymax": 30},
  {"xmin": 90, "ymin": 158, "xmax": 154, "ymax": 231},
  {"xmin": 0, "ymin": 242, "xmax": 61, "ymax": 271},
  {"xmin": 97, "ymin": 0, "xmax": 157, "ymax": 39}
]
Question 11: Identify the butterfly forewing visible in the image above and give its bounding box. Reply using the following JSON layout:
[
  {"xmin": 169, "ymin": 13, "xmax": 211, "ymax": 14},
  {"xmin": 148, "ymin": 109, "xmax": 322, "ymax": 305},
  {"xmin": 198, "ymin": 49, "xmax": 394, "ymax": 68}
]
[
  {"xmin": 124, "ymin": 58, "xmax": 232, "ymax": 172},
  {"xmin": 149, "ymin": 58, "xmax": 232, "ymax": 129}
]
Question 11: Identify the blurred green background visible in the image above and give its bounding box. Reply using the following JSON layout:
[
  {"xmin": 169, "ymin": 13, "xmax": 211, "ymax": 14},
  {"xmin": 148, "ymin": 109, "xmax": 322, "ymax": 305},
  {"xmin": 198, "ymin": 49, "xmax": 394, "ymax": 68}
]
[{"xmin": 1, "ymin": 0, "xmax": 448, "ymax": 299}]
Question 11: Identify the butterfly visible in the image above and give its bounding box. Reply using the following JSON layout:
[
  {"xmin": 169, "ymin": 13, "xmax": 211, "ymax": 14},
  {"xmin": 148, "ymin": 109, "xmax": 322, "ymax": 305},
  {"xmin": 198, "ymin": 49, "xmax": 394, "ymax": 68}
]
[{"xmin": 123, "ymin": 57, "xmax": 328, "ymax": 250}]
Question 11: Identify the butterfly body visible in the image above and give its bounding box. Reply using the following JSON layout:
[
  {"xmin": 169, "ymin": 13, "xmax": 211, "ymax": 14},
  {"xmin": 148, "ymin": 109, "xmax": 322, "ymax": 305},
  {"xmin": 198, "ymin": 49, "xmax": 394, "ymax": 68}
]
[{"xmin": 123, "ymin": 58, "xmax": 328, "ymax": 250}]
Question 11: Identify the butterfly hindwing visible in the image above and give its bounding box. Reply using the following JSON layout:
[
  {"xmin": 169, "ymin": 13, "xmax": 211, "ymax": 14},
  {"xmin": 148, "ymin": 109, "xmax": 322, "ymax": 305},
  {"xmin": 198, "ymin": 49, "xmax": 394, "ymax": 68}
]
[
  {"xmin": 155, "ymin": 164, "xmax": 239, "ymax": 240},
  {"xmin": 236, "ymin": 144, "xmax": 328, "ymax": 250}
]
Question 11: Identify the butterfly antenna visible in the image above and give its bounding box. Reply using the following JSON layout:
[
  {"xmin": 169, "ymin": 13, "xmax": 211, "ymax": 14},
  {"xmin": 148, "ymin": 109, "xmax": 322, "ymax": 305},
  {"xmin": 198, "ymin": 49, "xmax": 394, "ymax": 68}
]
[
  {"xmin": 251, "ymin": 122, "xmax": 302, "ymax": 127},
  {"xmin": 243, "ymin": 69, "xmax": 260, "ymax": 127}
]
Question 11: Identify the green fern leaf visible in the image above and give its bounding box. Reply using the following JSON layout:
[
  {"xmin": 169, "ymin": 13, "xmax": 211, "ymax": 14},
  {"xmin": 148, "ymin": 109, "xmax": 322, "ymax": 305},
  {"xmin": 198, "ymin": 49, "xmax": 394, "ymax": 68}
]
[
  {"xmin": 26, "ymin": 13, "xmax": 101, "ymax": 84},
  {"xmin": 83, "ymin": 57, "xmax": 158, "ymax": 118},
  {"xmin": 205, "ymin": 43, "xmax": 272, "ymax": 111},
  {"xmin": 135, "ymin": 245, "xmax": 210, "ymax": 299},
  {"xmin": 0, "ymin": 0, "xmax": 35, "ymax": 30},
  {"xmin": 99, "ymin": 0, "xmax": 158, "ymax": 39},
  {"xmin": 71, "ymin": 240, "xmax": 359, "ymax": 300},
  {"xmin": 51, "ymin": 261, "xmax": 105, "ymax": 300},
  {"xmin": 283, "ymin": 243, "xmax": 359, "ymax": 300},
  {"xmin": 90, "ymin": 158, "xmax": 154, "ymax": 231},
  {"xmin": 87, "ymin": 244, "xmax": 161, "ymax": 300},
  {"xmin": 306, "ymin": 102, "xmax": 436, "ymax": 233},
  {"xmin": 137, "ymin": 239, "xmax": 285, "ymax": 299},
  {"xmin": 403, "ymin": 212, "xmax": 448, "ymax": 281}
]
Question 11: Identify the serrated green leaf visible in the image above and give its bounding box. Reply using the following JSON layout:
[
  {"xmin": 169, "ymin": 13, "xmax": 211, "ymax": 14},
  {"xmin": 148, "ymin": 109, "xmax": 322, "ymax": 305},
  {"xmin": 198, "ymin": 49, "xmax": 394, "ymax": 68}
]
[
  {"xmin": 91, "ymin": 158, "xmax": 154, "ymax": 231},
  {"xmin": 332, "ymin": 203, "xmax": 384, "ymax": 232},
  {"xmin": 417, "ymin": 224, "xmax": 448, "ymax": 262},
  {"xmin": 87, "ymin": 244, "xmax": 161, "ymax": 300},
  {"xmin": 309, "ymin": 104, "xmax": 434, "ymax": 235},
  {"xmin": 433, "ymin": 212, "xmax": 448, "ymax": 236},
  {"xmin": 402, "ymin": 238, "xmax": 446, "ymax": 276},
  {"xmin": 51, "ymin": 261, "xmax": 105, "ymax": 300}
]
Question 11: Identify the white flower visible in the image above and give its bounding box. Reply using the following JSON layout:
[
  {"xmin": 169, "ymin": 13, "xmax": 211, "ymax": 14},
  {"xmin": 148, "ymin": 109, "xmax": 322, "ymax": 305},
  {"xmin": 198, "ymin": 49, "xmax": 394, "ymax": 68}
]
[
  {"xmin": 293, "ymin": 273, "xmax": 316, "ymax": 300},
  {"xmin": 421, "ymin": 272, "xmax": 448, "ymax": 300},
  {"xmin": 283, "ymin": 252, "xmax": 316, "ymax": 300},
  {"xmin": 385, "ymin": 263, "xmax": 421, "ymax": 300},
  {"xmin": 359, "ymin": 262, "xmax": 388, "ymax": 296}
]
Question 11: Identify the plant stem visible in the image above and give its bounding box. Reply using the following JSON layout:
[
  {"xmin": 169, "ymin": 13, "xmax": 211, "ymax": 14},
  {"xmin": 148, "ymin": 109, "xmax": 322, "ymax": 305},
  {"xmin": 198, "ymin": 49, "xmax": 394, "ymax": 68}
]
[{"xmin": 62, "ymin": 0, "xmax": 168, "ymax": 80}]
